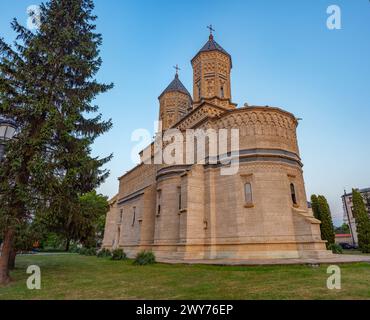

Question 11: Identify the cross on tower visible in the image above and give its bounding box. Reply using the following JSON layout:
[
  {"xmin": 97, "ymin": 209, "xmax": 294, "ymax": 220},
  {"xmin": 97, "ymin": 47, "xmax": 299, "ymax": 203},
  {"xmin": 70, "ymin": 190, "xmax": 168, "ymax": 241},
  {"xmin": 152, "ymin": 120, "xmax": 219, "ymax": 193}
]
[
  {"xmin": 173, "ymin": 64, "xmax": 181, "ymax": 76},
  {"xmin": 207, "ymin": 24, "xmax": 215, "ymax": 36}
]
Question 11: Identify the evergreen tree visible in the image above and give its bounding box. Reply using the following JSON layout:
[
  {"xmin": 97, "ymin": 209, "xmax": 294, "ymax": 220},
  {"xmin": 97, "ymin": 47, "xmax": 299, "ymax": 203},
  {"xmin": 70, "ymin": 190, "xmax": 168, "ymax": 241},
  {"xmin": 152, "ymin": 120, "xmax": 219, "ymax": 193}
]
[
  {"xmin": 334, "ymin": 223, "xmax": 350, "ymax": 234},
  {"xmin": 352, "ymin": 189, "xmax": 370, "ymax": 253},
  {"xmin": 317, "ymin": 195, "xmax": 335, "ymax": 247},
  {"xmin": 0, "ymin": 0, "xmax": 112, "ymax": 284},
  {"xmin": 79, "ymin": 191, "xmax": 109, "ymax": 247},
  {"xmin": 45, "ymin": 190, "xmax": 108, "ymax": 251},
  {"xmin": 310, "ymin": 194, "xmax": 320, "ymax": 220}
]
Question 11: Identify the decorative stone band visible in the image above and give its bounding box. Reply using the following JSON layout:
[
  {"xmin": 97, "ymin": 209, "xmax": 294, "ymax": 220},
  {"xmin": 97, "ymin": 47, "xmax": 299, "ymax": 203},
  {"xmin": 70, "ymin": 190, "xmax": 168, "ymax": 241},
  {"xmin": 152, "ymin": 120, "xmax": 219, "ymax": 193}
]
[
  {"xmin": 205, "ymin": 155, "xmax": 301, "ymax": 170},
  {"xmin": 117, "ymin": 187, "xmax": 147, "ymax": 206},
  {"xmin": 155, "ymin": 148, "xmax": 302, "ymax": 181},
  {"xmin": 205, "ymin": 148, "xmax": 303, "ymax": 169},
  {"xmin": 118, "ymin": 148, "xmax": 302, "ymax": 206},
  {"xmin": 156, "ymin": 165, "xmax": 191, "ymax": 182}
]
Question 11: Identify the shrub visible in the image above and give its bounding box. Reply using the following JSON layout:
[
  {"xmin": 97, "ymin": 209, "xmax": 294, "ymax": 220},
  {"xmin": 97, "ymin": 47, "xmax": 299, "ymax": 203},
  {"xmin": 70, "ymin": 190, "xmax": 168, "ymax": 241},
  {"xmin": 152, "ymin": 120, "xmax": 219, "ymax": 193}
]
[
  {"xmin": 328, "ymin": 243, "xmax": 343, "ymax": 254},
  {"xmin": 70, "ymin": 246, "xmax": 81, "ymax": 254},
  {"xmin": 133, "ymin": 250, "xmax": 156, "ymax": 265},
  {"xmin": 361, "ymin": 244, "xmax": 370, "ymax": 253},
  {"xmin": 97, "ymin": 248, "xmax": 112, "ymax": 258},
  {"xmin": 86, "ymin": 247, "xmax": 97, "ymax": 256},
  {"xmin": 79, "ymin": 247, "xmax": 96, "ymax": 256},
  {"xmin": 111, "ymin": 249, "xmax": 126, "ymax": 261},
  {"xmin": 78, "ymin": 247, "xmax": 87, "ymax": 255}
]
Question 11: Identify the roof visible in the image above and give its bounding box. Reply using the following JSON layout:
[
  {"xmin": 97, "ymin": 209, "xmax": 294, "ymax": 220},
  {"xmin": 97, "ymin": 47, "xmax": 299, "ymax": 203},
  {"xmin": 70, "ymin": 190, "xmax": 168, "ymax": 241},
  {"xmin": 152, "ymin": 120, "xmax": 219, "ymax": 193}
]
[
  {"xmin": 342, "ymin": 187, "xmax": 370, "ymax": 197},
  {"xmin": 192, "ymin": 35, "xmax": 232, "ymax": 65},
  {"xmin": 159, "ymin": 74, "xmax": 191, "ymax": 99}
]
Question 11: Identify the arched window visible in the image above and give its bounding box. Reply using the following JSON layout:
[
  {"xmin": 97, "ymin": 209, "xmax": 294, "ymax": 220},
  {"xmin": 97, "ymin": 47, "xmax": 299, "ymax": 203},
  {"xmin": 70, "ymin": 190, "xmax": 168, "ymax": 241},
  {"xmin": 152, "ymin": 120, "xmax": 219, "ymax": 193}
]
[
  {"xmin": 244, "ymin": 183, "xmax": 253, "ymax": 204},
  {"xmin": 290, "ymin": 183, "xmax": 297, "ymax": 205},
  {"xmin": 197, "ymin": 83, "xmax": 201, "ymax": 99},
  {"xmin": 220, "ymin": 85, "xmax": 224, "ymax": 98}
]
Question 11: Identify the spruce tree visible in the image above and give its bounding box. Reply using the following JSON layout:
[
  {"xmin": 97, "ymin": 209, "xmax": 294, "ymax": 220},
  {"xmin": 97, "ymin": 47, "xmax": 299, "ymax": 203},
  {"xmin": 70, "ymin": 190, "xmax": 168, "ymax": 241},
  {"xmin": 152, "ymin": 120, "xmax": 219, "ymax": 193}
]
[
  {"xmin": 352, "ymin": 189, "xmax": 370, "ymax": 253},
  {"xmin": 317, "ymin": 195, "xmax": 335, "ymax": 247},
  {"xmin": 0, "ymin": 0, "xmax": 112, "ymax": 284}
]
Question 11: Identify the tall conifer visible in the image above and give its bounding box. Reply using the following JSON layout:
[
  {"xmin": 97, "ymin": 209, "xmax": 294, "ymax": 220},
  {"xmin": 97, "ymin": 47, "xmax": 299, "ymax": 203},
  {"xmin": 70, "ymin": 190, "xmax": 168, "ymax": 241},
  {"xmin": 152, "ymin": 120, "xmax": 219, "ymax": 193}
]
[
  {"xmin": 0, "ymin": 0, "xmax": 112, "ymax": 284},
  {"xmin": 317, "ymin": 195, "xmax": 335, "ymax": 247},
  {"xmin": 352, "ymin": 189, "xmax": 370, "ymax": 253},
  {"xmin": 310, "ymin": 195, "xmax": 320, "ymax": 220}
]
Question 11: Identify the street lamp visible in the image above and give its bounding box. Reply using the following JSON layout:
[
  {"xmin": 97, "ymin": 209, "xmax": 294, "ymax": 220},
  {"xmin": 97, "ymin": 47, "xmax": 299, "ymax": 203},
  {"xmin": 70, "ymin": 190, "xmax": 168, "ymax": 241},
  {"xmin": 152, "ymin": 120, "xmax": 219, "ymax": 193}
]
[{"xmin": 0, "ymin": 116, "xmax": 17, "ymax": 160}]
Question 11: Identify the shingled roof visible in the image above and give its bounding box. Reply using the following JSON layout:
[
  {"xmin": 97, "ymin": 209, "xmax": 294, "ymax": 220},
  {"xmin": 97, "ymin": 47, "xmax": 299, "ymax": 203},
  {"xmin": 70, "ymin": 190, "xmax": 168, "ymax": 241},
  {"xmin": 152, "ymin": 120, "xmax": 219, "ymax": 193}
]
[
  {"xmin": 192, "ymin": 34, "xmax": 232, "ymax": 64},
  {"xmin": 159, "ymin": 74, "xmax": 191, "ymax": 99}
]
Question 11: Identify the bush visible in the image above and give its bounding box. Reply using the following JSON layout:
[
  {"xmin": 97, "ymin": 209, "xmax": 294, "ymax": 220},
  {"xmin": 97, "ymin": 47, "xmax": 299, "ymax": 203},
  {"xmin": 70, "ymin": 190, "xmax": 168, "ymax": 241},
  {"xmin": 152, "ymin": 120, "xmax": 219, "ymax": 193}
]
[
  {"xmin": 328, "ymin": 243, "xmax": 343, "ymax": 254},
  {"xmin": 40, "ymin": 233, "xmax": 65, "ymax": 251},
  {"xmin": 86, "ymin": 247, "xmax": 97, "ymax": 256},
  {"xmin": 78, "ymin": 247, "xmax": 87, "ymax": 255},
  {"xmin": 361, "ymin": 244, "xmax": 370, "ymax": 253},
  {"xmin": 110, "ymin": 249, "xmax": 126, "ymax": 261},
  {"xmin": 78, "ymin": 247, "xmax": 96, "ymax": 256},
  {"xmin": 68, "ymin": 243, "xmax": 80, "ymax": 253},
  {"xmin": 69, "ymin": 246, "xmax": 82, "ymax": 254},
  {"xmin": 97, "ymin": 248, "xmax": 112, "ymax": 258},
  {"xmin": 133, "ymin": 250, "xmax": 156, "ymax": 265}
]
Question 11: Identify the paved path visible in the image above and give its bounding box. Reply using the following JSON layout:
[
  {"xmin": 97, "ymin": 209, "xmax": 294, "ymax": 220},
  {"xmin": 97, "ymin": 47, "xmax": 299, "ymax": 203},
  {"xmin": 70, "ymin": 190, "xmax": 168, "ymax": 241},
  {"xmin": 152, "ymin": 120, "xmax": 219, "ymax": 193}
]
[
  {"xmin": 158, "ymin": 254, "xmax": 370, "ymax": 266},
  {"xmin": 18, "ymin": 252, "xmax": 76, "ymax": 256}
]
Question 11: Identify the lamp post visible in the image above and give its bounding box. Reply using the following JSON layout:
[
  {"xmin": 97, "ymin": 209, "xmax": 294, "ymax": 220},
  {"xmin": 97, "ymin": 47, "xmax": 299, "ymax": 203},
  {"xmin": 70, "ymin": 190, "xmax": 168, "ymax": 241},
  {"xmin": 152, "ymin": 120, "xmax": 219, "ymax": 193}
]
[{"xmin": 0, "ymin": 116, "xmax": 17, "ymax": 160}]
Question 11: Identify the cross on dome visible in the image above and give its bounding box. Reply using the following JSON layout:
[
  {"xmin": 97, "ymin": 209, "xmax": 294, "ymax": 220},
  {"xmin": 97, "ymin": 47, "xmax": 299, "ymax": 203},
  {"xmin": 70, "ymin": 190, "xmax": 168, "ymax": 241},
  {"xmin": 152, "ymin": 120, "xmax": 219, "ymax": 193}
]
[
  {"xmin": 173, "ymin": 64, "xmax": 181, "ymax": 76},
  {"xmin": 207, "ymin": 24, "xmax": 215, "ymax": 40}
]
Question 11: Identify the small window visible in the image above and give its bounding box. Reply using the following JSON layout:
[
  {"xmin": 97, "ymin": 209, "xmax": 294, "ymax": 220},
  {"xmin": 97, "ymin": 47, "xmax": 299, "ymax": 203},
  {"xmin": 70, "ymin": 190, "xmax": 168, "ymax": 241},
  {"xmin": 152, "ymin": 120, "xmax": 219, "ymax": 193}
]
[
  {"xmin": 157, "ymin": 190, "xmax": 161, "ymax": 216},
  {"xmin": 117, "ymin": 227, "xmax": 121, "ymax": 246},
  {"xmin": 290, "ymin": 183, "xmax": 297, "ymax": 205},
  {"xmin": 244, "ymin": 183, "xmax": 253, "ymax": 204},
  {"xmin": 220, "ymin": 86, "xmax": 224, "ymax": 98},
  {"xmin": 132, "ymin": 207, "xmax": 136, "ymax": 226},
  {"xmin": 119, "ymin": 209, "xmax": 123, "ymax": 223},
  {"xmin": 178, "ymin": 187, "xmax": 182, "ymax": 211},
  {"xmin": 197, "ymin": 83, "xmax": 201, "ymax": 99}
]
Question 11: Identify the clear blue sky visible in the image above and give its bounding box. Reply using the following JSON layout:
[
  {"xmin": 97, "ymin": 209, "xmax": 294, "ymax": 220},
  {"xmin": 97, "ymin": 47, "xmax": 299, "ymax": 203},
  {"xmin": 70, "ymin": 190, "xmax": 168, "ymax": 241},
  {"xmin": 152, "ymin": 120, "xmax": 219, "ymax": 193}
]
[{"xmin": 1, "ymin": 0, "xmax": 370, "ymax": 226}]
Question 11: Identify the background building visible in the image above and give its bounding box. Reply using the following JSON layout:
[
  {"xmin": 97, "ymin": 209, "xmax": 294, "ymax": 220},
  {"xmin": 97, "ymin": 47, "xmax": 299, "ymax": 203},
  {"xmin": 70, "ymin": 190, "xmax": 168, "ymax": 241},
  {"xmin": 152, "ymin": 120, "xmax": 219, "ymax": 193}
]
[{"xmin": 342, "ymin": 187, "xmax": 370, "ymax": 246}]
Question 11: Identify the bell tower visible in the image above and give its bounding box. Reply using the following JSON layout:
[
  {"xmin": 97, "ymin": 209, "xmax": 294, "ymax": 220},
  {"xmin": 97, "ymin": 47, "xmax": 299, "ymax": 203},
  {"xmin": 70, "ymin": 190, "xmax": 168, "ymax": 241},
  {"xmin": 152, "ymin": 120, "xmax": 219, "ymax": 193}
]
[
  {"xmin": 158, "ymin": 66, "xmax": 192, "ymax": 131},
  {"xmin": 191, "ymin": 26, "xmax": 236, "ymax": 110}
]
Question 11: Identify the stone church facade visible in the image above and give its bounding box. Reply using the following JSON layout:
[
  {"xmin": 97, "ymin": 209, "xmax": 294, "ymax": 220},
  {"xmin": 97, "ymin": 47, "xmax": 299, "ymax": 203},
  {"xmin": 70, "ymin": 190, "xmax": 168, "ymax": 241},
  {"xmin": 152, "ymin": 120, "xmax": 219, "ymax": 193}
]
[{"xmin": 102, "ymin": 33, "xmax": 331, "ymax": 261}]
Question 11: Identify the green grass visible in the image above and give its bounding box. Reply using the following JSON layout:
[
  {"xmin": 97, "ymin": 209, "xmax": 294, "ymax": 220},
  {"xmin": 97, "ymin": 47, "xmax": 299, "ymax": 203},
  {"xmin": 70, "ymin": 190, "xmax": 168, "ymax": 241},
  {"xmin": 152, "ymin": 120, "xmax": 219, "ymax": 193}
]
[
  {"xmin": 343, "ymin": 249, "xmax": 370, "ymax": 256},
  {"xmin": 0, "ymin": 254, "xmax": 370, "ymax": 300}
]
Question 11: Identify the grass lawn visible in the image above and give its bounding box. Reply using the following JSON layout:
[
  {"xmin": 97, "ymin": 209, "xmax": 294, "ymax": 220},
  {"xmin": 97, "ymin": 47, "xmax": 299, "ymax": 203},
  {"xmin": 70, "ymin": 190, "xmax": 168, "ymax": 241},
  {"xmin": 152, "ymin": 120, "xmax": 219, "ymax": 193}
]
[
  {"xmin": 0, "ymin": 254, "xmax": 370, "ymax": 300},
  {"xmin": 343, "ymin": 249, "xmax": 370, "ymax": 256}
]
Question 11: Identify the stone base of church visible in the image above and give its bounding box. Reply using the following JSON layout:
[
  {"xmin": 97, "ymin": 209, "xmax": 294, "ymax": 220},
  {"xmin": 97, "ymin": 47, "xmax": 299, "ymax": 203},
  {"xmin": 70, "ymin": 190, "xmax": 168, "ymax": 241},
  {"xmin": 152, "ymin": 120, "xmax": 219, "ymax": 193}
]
[
  {"xmin": 108, "ymin": 240, "xmax": 333, "ymax": 263},
  {"xmin": 156, "ymin": 254, "xmax": 370, "ymax": 266}
]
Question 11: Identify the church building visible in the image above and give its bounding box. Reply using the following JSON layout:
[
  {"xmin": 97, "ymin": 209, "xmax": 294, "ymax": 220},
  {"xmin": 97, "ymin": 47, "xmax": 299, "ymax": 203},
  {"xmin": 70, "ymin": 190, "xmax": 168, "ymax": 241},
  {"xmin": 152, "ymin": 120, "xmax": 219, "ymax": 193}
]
[{"xmin": 102, "ymin": 30, "xmax": 331, "ymax": 261}]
